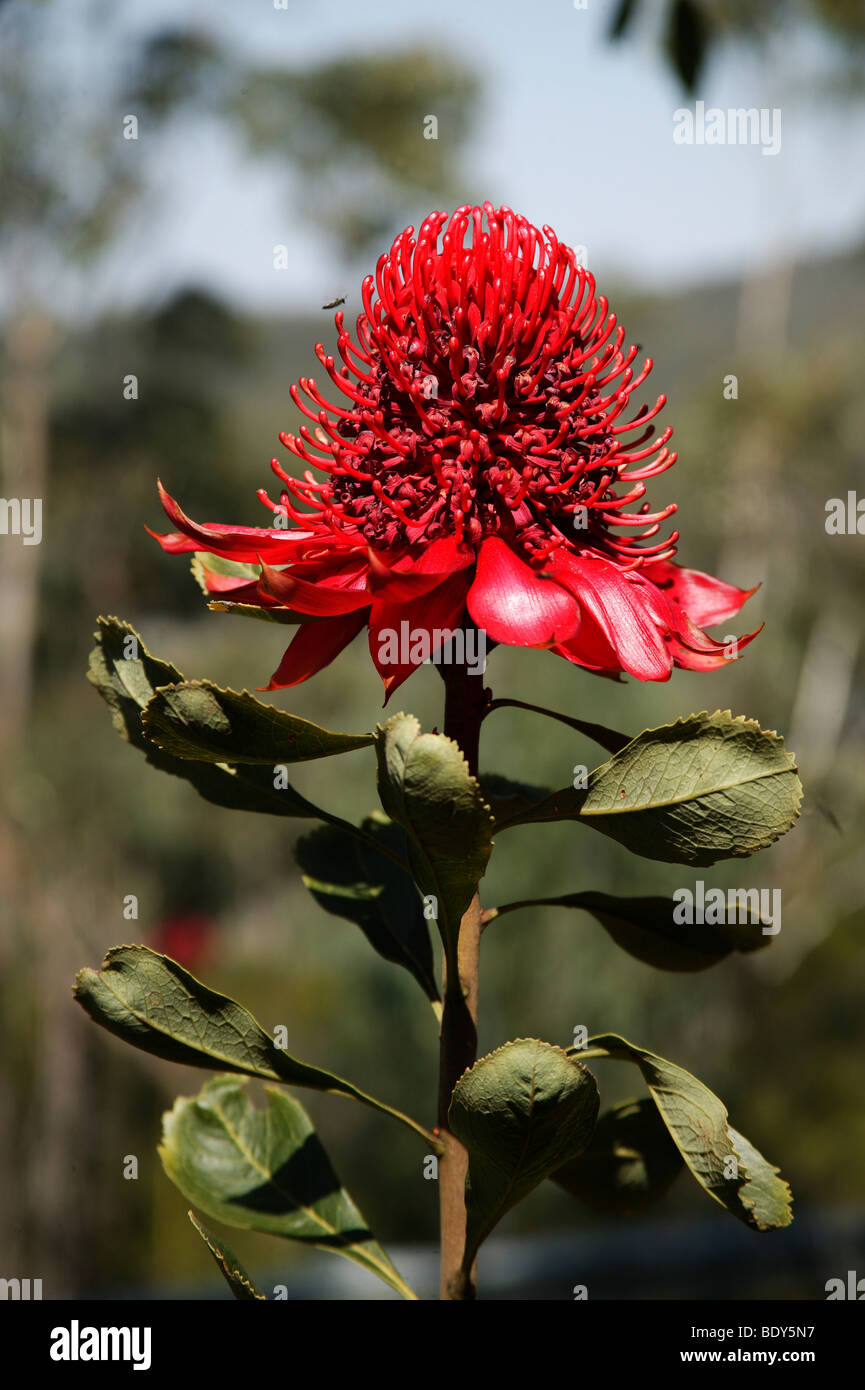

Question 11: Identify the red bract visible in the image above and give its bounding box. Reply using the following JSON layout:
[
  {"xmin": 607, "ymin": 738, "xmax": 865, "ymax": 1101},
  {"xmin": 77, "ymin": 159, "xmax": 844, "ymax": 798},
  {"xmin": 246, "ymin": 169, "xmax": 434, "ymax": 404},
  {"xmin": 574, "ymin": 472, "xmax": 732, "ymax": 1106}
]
[
  {"xmin": 151, "ymin": 203, "xmax": 759, "ymax": 695},
  {"xmin": 149, "ymin": 912, "xmax": 214, "ymax": 969}
]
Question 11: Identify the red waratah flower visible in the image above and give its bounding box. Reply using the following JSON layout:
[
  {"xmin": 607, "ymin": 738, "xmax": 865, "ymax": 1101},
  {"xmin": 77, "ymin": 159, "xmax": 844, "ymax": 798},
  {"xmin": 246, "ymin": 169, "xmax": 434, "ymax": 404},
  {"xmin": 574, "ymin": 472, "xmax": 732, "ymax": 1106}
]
[{"xmin": 151, "ymin": 203, "xmax": 759, "ymax": 697}]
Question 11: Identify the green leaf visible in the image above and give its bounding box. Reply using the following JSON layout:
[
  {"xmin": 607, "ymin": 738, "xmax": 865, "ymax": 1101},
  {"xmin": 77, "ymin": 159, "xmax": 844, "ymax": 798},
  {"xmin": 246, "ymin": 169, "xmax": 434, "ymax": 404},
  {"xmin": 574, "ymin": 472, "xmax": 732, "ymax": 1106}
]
[
  {"xmin": 88, "ymin": 615, "xmax": 183, "ymax": 741},
  {"xmin": 87, "ymin": 616, "xmax": 327, "ymax": 819},
  {"xmin": 504, "ymin": 711, "xmax": 802, "ymax": 866},
  {"xmin": 142, "ymin": 680, "xmax": 372, "ymax": 764},
  {"xmin": 73, "ymin": 945, "xmax": 435, "ymax": 1146},
  {"xmin": 490, "ymin": 890, "xmax": 773, "ymax": 972},
  {"xmin": 162, "ymin": 1077, "xmax": 416, "ymax": 1300},
  {"xmin": 187, "ymin": 1211, "xmax": 267, "ymax": 1300},
  {"xmin": 575, "ymin": 1033, "xmax": 793, "ymax": 1231},
  {"xmin": 609, "ymin": 0, "xmax": 638, "ymax": 42},
  {"xmin": 449, "ymin": 1039, "xmax": 599, "ymax": 1268},
  {"xmin": 666, "ymin": 0, "xmax": 708, "ymax": 93},
  {"xmin": 551, "ymin": 1098, "xmax": 683, "ymax": 1217},
  {"xmin": 374, "ymin": 714, "xmax": 493, "ymax": 952},
  {"xmin": 295, "ymin": 814, "xmax": 439, "ymax": 1003},
  {"xmin": 726, "ymin": 1127, "xmax": 793, "ymax": 1232}
]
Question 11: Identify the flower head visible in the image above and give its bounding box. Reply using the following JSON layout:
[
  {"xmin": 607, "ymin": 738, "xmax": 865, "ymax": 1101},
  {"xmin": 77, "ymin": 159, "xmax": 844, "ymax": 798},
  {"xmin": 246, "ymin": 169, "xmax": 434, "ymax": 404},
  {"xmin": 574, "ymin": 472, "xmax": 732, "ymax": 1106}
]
[{"xmin": 152, "ymin": 203, "xmax": 758, "ymax": 695}]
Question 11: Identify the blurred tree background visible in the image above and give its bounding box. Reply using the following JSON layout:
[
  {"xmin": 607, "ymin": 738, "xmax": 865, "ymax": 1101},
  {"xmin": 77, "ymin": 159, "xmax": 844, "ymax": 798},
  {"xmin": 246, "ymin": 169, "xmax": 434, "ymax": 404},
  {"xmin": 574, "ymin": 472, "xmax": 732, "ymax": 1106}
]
[{"xmin": 1, "ymin": 0, "xmax": 863, "ymax": 1299}]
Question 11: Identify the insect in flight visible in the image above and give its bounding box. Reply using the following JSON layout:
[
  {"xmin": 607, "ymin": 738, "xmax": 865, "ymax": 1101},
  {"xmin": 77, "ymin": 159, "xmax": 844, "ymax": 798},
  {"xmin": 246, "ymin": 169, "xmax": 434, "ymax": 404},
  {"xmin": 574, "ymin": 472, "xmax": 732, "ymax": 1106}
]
[{"xmin": 321, "ymin": 295, "xmax": 346, "ymax": 309}]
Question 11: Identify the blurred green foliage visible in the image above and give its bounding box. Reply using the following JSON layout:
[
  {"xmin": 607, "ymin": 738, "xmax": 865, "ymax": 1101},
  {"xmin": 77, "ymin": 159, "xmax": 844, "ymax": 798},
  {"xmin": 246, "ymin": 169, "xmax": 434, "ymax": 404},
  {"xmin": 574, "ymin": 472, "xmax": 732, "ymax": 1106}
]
[
  {"xmin": 612, "ymin": 0, "xmax": 865, "ymax": 93},
  {"xmin": 234, "ymin": 49, "xmax": 479, "ymax": 253}
]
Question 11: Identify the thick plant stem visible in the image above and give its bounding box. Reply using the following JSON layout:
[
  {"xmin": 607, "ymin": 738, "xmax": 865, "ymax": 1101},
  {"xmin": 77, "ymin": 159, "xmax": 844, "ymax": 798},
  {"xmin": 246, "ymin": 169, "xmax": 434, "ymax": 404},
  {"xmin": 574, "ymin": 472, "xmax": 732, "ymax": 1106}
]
[
  {"xmin": 440, "ymin": 659, "xmax": 486, "ymax": 776},
  {"xmin": 438, "ymin": 891, "xmax": 481, "ymax": 1299},
  {"xmin": 437, "ymin": 661, "xmax": 487, "ymax": 1300}
]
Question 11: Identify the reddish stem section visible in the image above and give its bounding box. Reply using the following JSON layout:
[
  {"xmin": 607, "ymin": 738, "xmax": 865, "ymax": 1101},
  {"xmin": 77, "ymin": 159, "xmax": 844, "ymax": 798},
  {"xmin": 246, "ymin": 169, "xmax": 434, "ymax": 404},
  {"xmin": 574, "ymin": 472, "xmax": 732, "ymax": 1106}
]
[{"xmin": 437, "ymin": 661, "xmax": 487, "ymax": 1300}]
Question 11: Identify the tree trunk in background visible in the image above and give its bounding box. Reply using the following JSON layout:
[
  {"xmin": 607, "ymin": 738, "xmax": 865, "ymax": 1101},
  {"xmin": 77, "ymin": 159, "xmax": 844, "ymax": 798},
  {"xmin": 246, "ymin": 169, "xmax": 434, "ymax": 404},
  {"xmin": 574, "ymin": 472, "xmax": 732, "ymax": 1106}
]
[
  {"xmin": 0, "ymin": 309, "xmax": 53, "ymax": 747},
  {"xmin": 0, "ymin": 308, "xmax": 91, "ymax": 1293}
]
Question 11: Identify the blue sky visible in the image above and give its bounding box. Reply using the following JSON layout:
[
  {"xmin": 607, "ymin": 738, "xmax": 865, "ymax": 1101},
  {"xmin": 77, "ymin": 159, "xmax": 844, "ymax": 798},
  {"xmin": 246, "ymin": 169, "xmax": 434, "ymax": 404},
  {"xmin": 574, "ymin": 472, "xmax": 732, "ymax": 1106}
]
[{"xmin": 83, "ymin": 0, "xmax": 865, "ymax": 312}]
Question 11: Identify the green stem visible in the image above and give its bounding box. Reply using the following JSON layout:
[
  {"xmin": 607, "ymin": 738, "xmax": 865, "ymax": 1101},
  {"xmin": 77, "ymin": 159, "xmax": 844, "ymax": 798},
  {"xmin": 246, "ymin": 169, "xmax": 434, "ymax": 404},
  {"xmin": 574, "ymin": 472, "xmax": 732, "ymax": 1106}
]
[
  {"xmin": 483, "ymin": 696, "xmax": 631, "ymax": 754},
  {"xmin": 480, "ymin": 900, "xmax": 531, "ymax": 928},
  {"xmin": 345, "ymin": 1090, "xmax": 443, "ymax": 1151},
  {"xmin": 314, "ymin": 806, "xmax": 410, "ymax": 873},
  {"xmin": 481, "ymin": 895, "xmax": 581, "ymax": 930}
]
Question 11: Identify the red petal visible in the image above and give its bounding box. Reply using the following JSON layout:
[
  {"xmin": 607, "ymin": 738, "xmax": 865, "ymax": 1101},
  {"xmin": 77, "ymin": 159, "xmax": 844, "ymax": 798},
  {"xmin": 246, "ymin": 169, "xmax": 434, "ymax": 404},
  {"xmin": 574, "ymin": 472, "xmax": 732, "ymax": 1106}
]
[
  {"xmin": 258, "ymin": 558, "xmax": 372, "ymax": 616},
  {"xmin": 200, "ymin": 568, "xmax": 261, "ymax": 596},
  {"xmin": 368, "ymin": 571, "xmax": 473, "ymax": 700},
  {"xmin": 668, "ymin": 620, "xmax": 764, "ymax": 671},
  {"xmin": 146, "ymin": 526, "xmax": 207, "ymax": 555},
  {"xmin": 633, "ymin": 574, "xmax": 763, "ymax": 662},
  {"xmin": 264, "ymin": 610, "xmax": 368, "ymax": 689},
  {"xmin": 203, "ymin": 573, "xmax": 286, "ymax": 611},
  {"xmin": 466, "ymin": 537, "xmax": 579, "ymax": 646},
  {"xmin": 286, "ymin": 551, "xmax": 369, "ymax": 582},
  {"xmin": 642, "ymin": 560, "xmax": 757, "ymax": 628},
  {"xmin": 152, "ymin": 482, "xmax": 317, "ymax": 563},
  {"xmin": 552, "ymin": 605, "xmax": 623, "ymax": 674},
  {"xmin": 367, "ymin": 537, "xmax": 474, "ymax": 601},
  {"xmin": 550, "ymin": 552, "xmax": 672, "ymax": 681}
]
